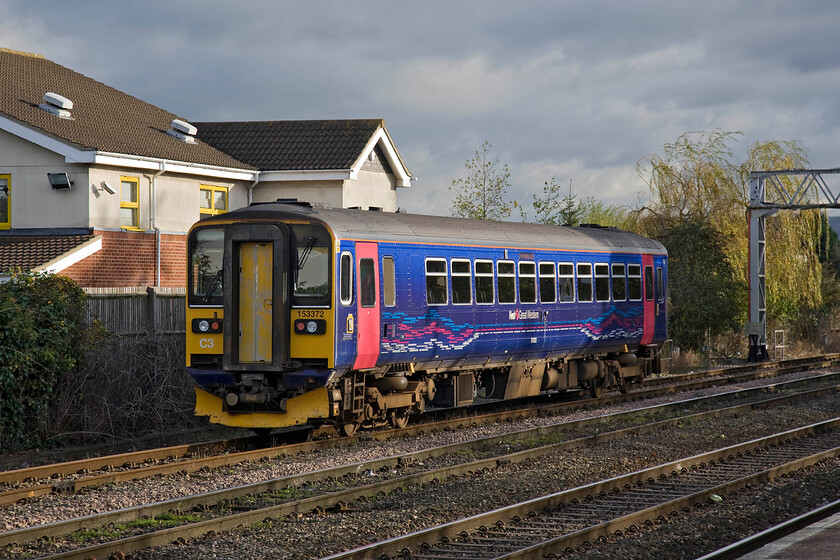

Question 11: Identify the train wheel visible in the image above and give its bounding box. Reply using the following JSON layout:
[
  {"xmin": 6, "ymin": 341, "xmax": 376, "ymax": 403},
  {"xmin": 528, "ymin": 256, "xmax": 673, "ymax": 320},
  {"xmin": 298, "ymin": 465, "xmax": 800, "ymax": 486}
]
[
  {"xmin": 619, "ymin": 378, "xmax": 629, "ymax": 394},
  {"xmin": 389, "ymin": 409, "xmax": 409, "ymax": 429},
  {"xmin": 589, "ymin": 379, "xmax": 603, "ymax": 398},
  {"xmin": 339, "ymin": 422, "xmax": 359, "ymax": 437}
]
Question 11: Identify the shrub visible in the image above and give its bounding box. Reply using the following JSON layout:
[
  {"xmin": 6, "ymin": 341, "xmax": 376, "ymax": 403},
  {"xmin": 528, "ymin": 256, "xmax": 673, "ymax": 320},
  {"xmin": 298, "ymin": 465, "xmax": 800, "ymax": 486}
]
[{"xmin": 0, "ymin": 270, "xmax": 89, "ymax": 451}]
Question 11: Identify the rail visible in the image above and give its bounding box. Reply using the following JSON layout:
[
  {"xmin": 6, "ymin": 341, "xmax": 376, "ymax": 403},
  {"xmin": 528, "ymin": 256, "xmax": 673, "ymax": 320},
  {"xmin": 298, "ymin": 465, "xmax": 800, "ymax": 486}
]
[{"xmin": 4, "ymin": 378, "xmax": 840, "ymax": 558}]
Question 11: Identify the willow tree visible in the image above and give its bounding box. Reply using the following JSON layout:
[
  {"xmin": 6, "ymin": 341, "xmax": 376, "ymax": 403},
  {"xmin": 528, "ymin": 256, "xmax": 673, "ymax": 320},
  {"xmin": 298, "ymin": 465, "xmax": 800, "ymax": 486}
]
[
  {"xmin": 449, "ymin": 141, "xmax": 513, "ymax": 221},
  {"xmin": 741, "ymin": 140, "xmax": 823, "ymax": 320},
  {"xmin": 635, "ymin": 130, "xmax": 824, "ymax": 348}
]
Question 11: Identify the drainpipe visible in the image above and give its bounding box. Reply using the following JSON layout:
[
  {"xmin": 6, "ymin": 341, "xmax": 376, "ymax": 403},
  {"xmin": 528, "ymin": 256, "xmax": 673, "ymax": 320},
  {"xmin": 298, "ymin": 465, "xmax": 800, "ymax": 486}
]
[
  {"xmin": 248, "ymin": 170, "xmax": 260, "ymax": 206},
  {"xmin": 147, "ymin": 162, "xmax": 166, "ymax": 288}
]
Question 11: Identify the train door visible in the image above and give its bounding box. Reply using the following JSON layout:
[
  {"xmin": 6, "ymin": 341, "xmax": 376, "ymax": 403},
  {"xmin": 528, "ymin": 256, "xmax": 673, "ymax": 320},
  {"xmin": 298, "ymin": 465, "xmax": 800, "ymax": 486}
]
[
  {"xmin": 654, "ymin": 256, "xmax": 668, "ymax": 341},
  {"xmin": 640, "ymin": 254, "xmax": 655, "ymax": 345},
  {"xmin": 239, "ymin": 242, "xmax": 272, "ymax": 362},
  {"xmin": 223, "ymin": 224, "xmax": 289, "ymax": 371},
  {"xmin": 354, "ymin": 242, "xmax": 380, "ymax": 369}
]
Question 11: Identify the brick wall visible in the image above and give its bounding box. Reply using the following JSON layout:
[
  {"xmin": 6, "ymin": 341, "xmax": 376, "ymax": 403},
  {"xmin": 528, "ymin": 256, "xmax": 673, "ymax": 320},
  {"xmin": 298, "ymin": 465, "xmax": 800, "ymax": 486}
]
[{"xmin": 62, "ymin": 230, "xmax": 186, "ymax": 288}]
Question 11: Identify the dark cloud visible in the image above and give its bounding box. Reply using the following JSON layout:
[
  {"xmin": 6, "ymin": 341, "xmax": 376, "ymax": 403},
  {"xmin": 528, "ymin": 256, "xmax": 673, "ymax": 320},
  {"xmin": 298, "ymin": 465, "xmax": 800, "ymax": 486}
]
[{"xmin": 4, "ymin": 0, "xmax": 840, "ymax": 213}]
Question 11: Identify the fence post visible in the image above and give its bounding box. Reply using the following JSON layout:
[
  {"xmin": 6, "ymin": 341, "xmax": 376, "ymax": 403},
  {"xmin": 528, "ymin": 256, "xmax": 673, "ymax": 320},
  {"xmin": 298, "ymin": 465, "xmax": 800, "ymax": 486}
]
[{"xmin": 145, "ymin": 286, "xmax": 158, "ymax": 333}]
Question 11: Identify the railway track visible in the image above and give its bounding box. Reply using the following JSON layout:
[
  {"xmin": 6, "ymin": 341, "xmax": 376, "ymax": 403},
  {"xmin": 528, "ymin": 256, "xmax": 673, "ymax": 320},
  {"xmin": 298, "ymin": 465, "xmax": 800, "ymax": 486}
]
[
  {"xmin": 696, "ymin": 498, "xmax": 840, "ymax": 560},
  {"xmin": 325, "ymin": 419, "xmax": 840, "ymax": 560},
  {"xmin": 3, "ymin": 373, "xmax": 839, "ymax": 560},
  {"xmin": 0, "ymin": 355, "xmax": 837, "ymax": 510}
]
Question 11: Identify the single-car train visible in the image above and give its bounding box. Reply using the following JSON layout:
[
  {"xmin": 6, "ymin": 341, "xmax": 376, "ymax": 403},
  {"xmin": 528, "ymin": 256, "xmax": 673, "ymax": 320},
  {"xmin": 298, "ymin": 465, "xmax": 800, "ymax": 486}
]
[{"xmin": 186, "ymin": 200, "xmax": 667, "ymax": 435}]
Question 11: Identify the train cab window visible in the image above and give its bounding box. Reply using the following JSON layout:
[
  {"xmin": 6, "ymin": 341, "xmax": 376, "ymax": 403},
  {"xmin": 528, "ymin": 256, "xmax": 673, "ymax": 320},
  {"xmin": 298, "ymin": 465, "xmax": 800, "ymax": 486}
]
[
  {"xmin": 498, "ymin": 260, "xmax": 516, "ymax": 304},
  {"xmin": 644, "ymin": 265, "xmax": 654, "ymax": 302},
  {"xmin": 188, "ymin": 227, "xmax": 224, "ymax": 306},
  {"xmin": 628, "ymin": 264, "xmax": 642, "ymax": 301},
  {"xmin": 475, "ymin": 260, "xmax": 495, "ymax": 304},
  {"xmin": 577, "ymin": 263, "xmax": 593, "ymax": 303},
  {"xmin": 611, "ymin": 263, "xmax": 626, "ymax": 302},
  {"xmin": 360, "ymin": 258, "xmax": 375, "ymax": 307},
  {"xmin": 656, "ymin": 266, "xmax": 664, "ymax": 303},
  {"xmin": 292, "ymin": 224, "xmax": 331, "ymax": 307},
  {"xmin": 340, "ymin": 252, "xmax": 353, "ymax": 305},
  {"xmin": 451, "ymin": 259, "xmax": 472, "ymax": 305},
  {"xmin": 594, "ymin": 264, "xmax": 610, "ymax": 302},
  {"xmin": 539, "ymin": 262, "xmax": 556, "ymax": 303},
  {"xmin": 426, "ymin": 259, "xmax": 448, "ymax": 305},
  {"xmin": 519, "ymin": 261, "xmax": 536, "ymax": 303},
  {"xmin": 558, "ymin": 263, "xmax": 575, "ymax": 303},
  {"xmin": 383, "ymin": 256, "xmax": 396, "ymax": 307}
]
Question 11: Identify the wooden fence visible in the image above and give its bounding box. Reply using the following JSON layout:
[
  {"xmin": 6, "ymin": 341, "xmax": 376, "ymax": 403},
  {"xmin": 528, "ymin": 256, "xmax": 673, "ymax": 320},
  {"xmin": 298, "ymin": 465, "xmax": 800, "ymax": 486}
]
[{"xmin": 84, "ymin": 287, "xmax": 186, "ymax": 335}]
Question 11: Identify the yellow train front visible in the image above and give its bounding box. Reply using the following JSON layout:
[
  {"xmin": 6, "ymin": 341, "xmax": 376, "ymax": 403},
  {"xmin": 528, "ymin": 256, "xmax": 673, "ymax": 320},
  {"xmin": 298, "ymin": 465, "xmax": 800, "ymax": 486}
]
[
  {"xmin": 187, "ymin": 202, "xmax": 346, "ymax": 432},
  {"xmin": 186, "ymin": 200, "xmax": 668, "ymax": 435}
]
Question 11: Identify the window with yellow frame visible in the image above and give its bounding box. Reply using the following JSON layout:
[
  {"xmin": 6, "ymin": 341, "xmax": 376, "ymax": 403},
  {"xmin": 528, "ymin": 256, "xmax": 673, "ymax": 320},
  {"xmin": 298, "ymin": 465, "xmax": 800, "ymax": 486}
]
[
  {"xmin": 0, "ymin": 174, "xmax": 10, "ymax": 230},
  {"xmin": 200, "ymin": 185, "xmax": 228, "ymax": 216},
  {"xmin": 120, "ymin": 176, "xmax": 140, "ymax": 230}
]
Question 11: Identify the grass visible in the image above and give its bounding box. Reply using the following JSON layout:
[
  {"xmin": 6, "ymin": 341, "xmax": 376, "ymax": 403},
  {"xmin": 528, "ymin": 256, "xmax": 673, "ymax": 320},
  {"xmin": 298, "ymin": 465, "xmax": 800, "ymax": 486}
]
[{"xmin": 70, "ymin": 512, "xmax": 201, "ymax": 543}]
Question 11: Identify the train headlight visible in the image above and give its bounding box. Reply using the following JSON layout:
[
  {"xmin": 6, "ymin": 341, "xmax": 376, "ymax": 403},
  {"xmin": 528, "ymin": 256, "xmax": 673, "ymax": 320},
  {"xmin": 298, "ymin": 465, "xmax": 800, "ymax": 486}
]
[
  {"xmin": 294, "ymin": 318, "xmax": 326, "ymax": 334},
  {"xmin": 191, "ymin": 318, "xmax": 223, "ymax": 334}
]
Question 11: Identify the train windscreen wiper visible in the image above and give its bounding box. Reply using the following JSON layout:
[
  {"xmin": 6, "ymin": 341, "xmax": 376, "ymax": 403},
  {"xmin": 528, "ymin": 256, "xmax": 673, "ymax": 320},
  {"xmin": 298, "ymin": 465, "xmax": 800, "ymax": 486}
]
[
  {"xmin": 202, "ymin": 269, "xmax": 223, "ymax": 302},
  {"xmin": 296, "ymin": 237, "xmax": 316, "ymax": 271}
]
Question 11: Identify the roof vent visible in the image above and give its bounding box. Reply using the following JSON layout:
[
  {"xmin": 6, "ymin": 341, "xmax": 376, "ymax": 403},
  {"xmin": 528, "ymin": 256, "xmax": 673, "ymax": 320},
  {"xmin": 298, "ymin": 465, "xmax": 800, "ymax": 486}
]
[
  {"xmin": 166, "ymin": 119, "xmax": 197, "ymax": 143},
  {"xmin": 39, "ymin": 92, "xmax": 73, "ymax": 119}
]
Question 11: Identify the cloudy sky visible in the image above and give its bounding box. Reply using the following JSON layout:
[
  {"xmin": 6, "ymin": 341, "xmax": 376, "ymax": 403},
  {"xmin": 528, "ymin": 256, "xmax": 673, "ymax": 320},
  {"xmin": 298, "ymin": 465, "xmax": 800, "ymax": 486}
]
[{"xmin": 4, "ymin": 1, "xmax": 840, "ymax": 215}]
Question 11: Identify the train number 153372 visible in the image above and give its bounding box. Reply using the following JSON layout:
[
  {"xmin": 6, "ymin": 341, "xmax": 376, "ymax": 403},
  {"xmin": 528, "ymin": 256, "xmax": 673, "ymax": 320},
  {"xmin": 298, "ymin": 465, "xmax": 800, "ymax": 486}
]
[{"xmin": 297, "ymin": 310, "xmax": 325, "ymax": 318}]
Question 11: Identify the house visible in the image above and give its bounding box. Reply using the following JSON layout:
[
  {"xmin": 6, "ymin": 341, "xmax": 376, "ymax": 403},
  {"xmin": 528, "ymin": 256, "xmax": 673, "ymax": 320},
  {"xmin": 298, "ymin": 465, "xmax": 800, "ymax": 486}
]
[
  {"xmin": 0, "ymin": 48, "xmax": 411, "ymax": 288},
  {"xmin": 195, "ymin": 120, "xmax": 411, "ymax": 211}
]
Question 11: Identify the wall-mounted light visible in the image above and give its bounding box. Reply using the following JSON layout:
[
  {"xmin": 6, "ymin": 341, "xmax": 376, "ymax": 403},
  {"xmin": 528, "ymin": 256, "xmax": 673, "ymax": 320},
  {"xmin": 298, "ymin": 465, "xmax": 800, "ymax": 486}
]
[
  {"xmin": 97, "ymin": 181, "xmax": 116, "ymax": 195},
  {"xmin": 47, "ymin": 172, "xmax": 73, "ymax": 190}
]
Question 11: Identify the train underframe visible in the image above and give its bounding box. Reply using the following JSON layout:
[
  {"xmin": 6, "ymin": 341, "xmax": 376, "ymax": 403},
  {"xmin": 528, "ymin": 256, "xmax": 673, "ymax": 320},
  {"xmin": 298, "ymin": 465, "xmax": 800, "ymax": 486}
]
[
  {"xmin": 209, "ymin": 345, "xmax": 662, "ymax": 436},
  {"xmin": 329, "ymin": 346, "xmax": 661, "ymax": 435}
]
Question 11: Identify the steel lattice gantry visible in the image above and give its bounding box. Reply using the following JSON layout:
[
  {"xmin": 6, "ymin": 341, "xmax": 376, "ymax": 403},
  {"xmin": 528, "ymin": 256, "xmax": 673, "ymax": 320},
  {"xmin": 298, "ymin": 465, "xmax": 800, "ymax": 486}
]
[{"xmin": 748, "ymin": 168, "xmax": 840, "ymax": 361}]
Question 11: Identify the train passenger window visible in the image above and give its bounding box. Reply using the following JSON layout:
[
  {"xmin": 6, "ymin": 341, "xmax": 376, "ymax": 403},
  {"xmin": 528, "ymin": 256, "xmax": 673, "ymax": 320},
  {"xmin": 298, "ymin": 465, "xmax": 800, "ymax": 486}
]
[
  {"xmin": 644, "ymin": 266, "xmax": 654, "ymax": 302},
  {"xmin": 498, "ymin": 260, "xmax": 516, "ymax": 304},
  {"xmin": 595, "ymin": 264, "xmax": 610, "ymax": 302},
  {"xmin": 360, "ymin": 258, "xmax": 376, "ymax": 308},
  {"xmin": 519, "ymin": 262, "xmax": 536, "ymax": 303},
  {"xmin": 577, "ymin": 263, "xmax": 593, "ymax": 303},
  {"xmin": 611, "ymin": 263, "xmax": 626, "ymax": 302},
  {"xmin": 539, "ymin": 262, "xmax": 556, "ymax": 303},
  {"xmin": 474, "ymin": 260, "xmax": 495, "ymax": 304},
  {"xmin": 426, "ymin": 259, "xmax": 448, "ymax": 305},
  {"xmin": 383, "ymin": 256, "xmax": 396, "ymax": 307},
  {"xmin": 340, "ymin": 252, "xmax": 353, "ymax": 305},
  {"xmin": 656, "ymin": 266, "xmax": 664, "ymax": 303},
  {"xmin": 558, "ymin": 263, "xmax": 575, "ymax": 302},
  {"xmin": 188, "ymin": 227, "xmax": 224, "ymax": 306},
  {"xmin": 451, "ymin": 259, "xmax": 472, "ymax": 305},
  {"xmin": 628, "ymin": 264, "xmax": 642, "ymax": 301}
]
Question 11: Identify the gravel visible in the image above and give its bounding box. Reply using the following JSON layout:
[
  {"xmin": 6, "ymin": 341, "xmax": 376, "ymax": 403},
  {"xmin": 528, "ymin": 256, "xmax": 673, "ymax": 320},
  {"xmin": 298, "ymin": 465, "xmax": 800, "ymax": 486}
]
[
  {"xmin": 0, "ymin": 369, "xmax": 837, "ymax": 559},
  {"xmin": 126, "ymin": 396, "xmax": 839, "ymax": 560}
]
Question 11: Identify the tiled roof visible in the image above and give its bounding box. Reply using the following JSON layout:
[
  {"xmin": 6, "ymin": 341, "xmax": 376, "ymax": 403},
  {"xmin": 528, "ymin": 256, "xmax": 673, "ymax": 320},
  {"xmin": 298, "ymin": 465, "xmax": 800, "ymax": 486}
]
[
  {"xmin": 0, "ymin": 49, "xmax": 254, "ymax": 170},
  {"xmin": 0, "ymin": 234, "xmax": 95, "ymax": 272},
  {"xmin": 193, "ymin": 119, "xmax": 385, "ymax": 171}
]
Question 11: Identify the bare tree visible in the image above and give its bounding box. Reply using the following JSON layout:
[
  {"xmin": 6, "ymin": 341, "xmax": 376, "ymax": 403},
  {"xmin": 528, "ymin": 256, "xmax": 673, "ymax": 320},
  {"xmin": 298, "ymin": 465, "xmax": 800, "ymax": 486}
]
[{"xmin": 449, "ymin": 141, "xmax": 512, "ymax": 221}]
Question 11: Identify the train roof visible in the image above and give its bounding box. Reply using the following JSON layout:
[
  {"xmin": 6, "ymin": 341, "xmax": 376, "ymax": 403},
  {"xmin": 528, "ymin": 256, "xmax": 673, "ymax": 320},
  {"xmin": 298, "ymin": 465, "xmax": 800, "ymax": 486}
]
[{"xmin": 200, "ymin": 201, "xmax": 666, "ymax": 255}]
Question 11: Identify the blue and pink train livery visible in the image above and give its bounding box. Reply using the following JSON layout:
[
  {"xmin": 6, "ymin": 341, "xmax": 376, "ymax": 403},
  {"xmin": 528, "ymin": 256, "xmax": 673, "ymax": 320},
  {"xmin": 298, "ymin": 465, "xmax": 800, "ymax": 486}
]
[{"xmin": 186, "ymin": 201, "xmax": 667, "ymax": 435}]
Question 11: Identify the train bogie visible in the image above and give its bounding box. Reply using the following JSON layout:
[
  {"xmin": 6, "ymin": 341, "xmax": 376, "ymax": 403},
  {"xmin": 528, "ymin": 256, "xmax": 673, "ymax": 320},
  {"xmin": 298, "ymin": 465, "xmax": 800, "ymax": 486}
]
[{"xmin": 186, "ymin": 201, "xmax": 667, "ymax": 433}]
